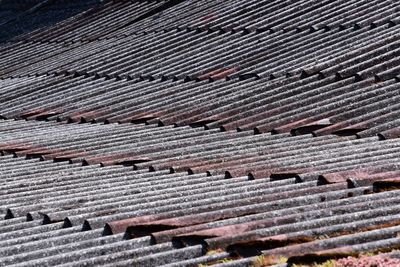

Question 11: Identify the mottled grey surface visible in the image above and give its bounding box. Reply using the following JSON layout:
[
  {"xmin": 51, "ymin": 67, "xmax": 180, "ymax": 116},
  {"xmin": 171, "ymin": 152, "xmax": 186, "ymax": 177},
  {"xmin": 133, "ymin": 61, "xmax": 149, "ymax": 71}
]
[{"xmin": 1, "ymin": 0, "xmax": 400, "ymax": 266}]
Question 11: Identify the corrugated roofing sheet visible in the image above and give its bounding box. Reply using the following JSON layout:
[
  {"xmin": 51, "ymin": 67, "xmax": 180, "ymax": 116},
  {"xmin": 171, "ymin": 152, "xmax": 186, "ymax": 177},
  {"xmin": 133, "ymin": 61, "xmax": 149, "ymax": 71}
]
[
  {"xmin": 2, "ymin": 0, "xmax": 400, "ymax": 266},
  {"xmin": 2, "ymin": 19, "xmax": 400, "ymax": 81},
  {"xmin": 2, "ymin": 74, "xmax": 400, "ymax": 138},
  {"xmin": 0, "ymin": 152, "xmax": 400, "ymax": 266}
]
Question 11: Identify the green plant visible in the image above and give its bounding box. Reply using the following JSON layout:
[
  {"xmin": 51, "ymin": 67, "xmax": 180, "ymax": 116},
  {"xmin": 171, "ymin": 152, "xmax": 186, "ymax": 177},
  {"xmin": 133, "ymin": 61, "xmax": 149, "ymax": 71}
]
[{"xmin": 251, "ymin": 255, "xmax": 287, "ymax": 267}]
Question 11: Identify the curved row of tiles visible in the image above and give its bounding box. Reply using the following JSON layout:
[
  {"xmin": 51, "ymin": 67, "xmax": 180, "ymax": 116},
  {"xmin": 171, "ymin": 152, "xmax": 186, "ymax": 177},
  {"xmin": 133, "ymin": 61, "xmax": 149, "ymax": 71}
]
[
  {"xmin": 1, "ymin": 71, "xmax": 400, "ymax": 139},
  {"xmin": 2, "ymin": 119, "xmax": 400, "ymax": 178},
  {"xmin": 2, "ymin": 153, "xmax": 400, "ymax": 266},
  {"xmin": 13, "ymin": 0, "xmax": 399, "ymax": 44},
  {"xmin": 1, "ymin": 17, "xmax": 398, "ymax": 82}
]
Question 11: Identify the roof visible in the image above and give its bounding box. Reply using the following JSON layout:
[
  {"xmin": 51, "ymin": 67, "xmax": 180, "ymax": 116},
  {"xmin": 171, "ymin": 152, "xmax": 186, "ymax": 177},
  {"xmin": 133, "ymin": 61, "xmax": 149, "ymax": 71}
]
[{"xmin": 1, "ymin": 0, "xmax": 400, "ymax": 266}]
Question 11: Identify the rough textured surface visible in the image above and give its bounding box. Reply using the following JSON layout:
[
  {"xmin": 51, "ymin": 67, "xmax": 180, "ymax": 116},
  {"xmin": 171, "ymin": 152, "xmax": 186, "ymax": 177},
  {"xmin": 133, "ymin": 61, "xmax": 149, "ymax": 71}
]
[{"xmin": 1, "ymin": 0, "xmax": 400, "ymax": 266}]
